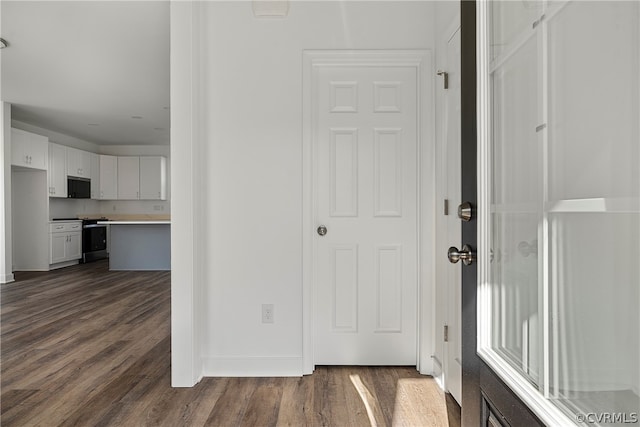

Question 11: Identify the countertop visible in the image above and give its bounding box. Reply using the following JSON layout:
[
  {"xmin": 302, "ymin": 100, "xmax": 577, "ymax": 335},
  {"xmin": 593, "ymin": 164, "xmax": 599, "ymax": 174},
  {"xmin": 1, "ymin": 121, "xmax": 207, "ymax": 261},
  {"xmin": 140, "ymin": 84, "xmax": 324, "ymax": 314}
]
[
  {"xmin": 81, "ymin": 214, "xmax": 171, "ymax": 221},
  {"xmin": 97, "ymin": 220, "xmax": 171, "ymax": 225}
]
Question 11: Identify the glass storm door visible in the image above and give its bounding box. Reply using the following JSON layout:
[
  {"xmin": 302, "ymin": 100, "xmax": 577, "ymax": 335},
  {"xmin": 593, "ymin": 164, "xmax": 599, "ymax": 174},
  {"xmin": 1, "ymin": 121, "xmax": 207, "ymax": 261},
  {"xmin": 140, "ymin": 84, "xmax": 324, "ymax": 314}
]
[{"xmin": 470, "ymin": 0, "xmax": 640, "ymax": 425}]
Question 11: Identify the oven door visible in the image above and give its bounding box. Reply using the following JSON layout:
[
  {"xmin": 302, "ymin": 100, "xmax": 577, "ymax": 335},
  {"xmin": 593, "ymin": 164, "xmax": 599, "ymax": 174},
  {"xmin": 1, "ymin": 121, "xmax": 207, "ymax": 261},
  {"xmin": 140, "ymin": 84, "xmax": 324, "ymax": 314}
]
[{"xmin": 83, "ymin": 224, "xmax": 108, "ymax": 262}]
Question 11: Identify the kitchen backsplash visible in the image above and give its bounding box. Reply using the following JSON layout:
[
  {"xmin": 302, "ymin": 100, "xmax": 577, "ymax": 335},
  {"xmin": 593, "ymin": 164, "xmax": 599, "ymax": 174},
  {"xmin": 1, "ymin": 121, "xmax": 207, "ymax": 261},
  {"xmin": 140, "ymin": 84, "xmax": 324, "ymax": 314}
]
[{"xmin": 49, "ymin": 198, "xmax": 170, "ymax": 219}]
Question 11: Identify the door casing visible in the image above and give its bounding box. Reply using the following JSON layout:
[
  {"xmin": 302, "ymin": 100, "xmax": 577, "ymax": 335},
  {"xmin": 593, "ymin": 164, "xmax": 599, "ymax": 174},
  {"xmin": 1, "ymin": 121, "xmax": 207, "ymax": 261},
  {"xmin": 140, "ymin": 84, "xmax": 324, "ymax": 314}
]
[{"xmin": 302, "ymin": 50, "xmax": 435, "ymax": 374}]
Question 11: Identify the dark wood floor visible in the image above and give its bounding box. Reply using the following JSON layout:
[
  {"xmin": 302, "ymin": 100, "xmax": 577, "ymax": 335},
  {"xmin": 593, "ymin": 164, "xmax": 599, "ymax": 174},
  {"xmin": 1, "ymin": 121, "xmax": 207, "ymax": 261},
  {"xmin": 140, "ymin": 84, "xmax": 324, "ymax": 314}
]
[{"xmin": 1, "ymin": 261, "xmax": 460, "ymax": 426}]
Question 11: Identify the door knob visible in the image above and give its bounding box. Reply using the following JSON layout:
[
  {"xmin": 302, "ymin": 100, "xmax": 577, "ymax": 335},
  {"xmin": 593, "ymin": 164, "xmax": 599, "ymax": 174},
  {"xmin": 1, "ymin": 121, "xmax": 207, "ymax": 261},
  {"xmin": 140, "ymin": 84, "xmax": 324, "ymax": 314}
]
[
  {"xmin": 448, "ymin": 244, "xmax": 475, "ymax": 265},
  {"xmin": 317, "ymin": 225, "xmax": 327, "ymax": 236}
]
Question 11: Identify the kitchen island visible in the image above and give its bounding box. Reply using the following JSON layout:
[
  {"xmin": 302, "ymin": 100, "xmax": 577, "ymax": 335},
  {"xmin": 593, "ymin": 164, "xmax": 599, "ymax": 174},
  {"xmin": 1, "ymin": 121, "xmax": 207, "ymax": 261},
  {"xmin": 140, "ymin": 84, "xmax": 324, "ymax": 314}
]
[{"xmin": 98, "ymin": 220, "xmax": 170, "ymax": 271}]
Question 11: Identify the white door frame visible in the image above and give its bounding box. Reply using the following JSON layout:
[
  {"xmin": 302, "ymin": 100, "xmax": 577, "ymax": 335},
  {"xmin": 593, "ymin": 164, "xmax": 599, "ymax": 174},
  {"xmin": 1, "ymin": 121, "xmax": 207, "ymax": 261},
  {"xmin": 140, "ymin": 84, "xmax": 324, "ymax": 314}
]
[{"xmin": 302, "ymin": 50, "xmax": 435, "ymax": 374}]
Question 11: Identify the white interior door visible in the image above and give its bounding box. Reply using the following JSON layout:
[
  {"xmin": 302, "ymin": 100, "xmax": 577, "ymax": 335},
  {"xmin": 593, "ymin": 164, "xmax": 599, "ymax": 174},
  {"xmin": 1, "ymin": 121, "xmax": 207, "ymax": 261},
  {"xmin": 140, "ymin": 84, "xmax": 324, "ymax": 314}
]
[
  {"xmin": 313, "ymin": 64, "xmax": 418, "ymax": 365},
  {"xmin": 444, "ymin": 27, "xmax": 462, "ymax": 405}
]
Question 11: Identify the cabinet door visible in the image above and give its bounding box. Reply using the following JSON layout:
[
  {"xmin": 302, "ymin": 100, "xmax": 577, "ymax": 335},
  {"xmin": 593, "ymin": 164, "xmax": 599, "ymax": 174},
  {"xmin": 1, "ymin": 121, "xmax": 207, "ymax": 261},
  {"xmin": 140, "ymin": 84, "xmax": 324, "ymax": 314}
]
[
  {"xmin": 117, "ymin": 156, "xmax": 140, "ymax": 200},
  {"xmin": 67, "ymin": 232, "xmax": 82, "ymax": 260},
  {"xmin": 67, "ymin": 147, "xmax": 90, "ymax": 177},
  {"xmin": 67, "ymin": 147, "xmax": 79, "ymax": 176},
  {"xmin": 11, "ymin": 128, "xmax": 26, "ymax": 166},
  {"xmin": 139, "ymin": 156, "xmax": 166, "ymax": 200},
  {"xmin": 79, "ymin": 150, "xmax": 91, "ymax": 178},
  {"xmin": 99, "ymin": 155, "xmax": 118, "ymax": 199},
  {"xmin": 48, "ymin": 143, "xmax": 68, "ymax": 198},
  {"xmin": 90, "ymin": 153, "xmax": 100, "ymax": 199},
  {"xmin": 11, "ymin": 128, "xmax": 48, "ymax": 170},
  {"xmin": 27, "ymin": 132, "xmax": 48, "ymax": 170},
  {"xmin": 50, "ymin": 234, "xmax": 67, "ymax": 264}
]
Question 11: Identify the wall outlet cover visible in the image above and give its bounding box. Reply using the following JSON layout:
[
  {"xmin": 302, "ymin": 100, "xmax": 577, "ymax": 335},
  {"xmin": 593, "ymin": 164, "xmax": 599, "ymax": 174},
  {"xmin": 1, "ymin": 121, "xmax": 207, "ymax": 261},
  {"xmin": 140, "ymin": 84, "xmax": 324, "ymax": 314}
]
[{"xmin": 262, "ymin": 304, "xmax": 274, "ymax": 323}]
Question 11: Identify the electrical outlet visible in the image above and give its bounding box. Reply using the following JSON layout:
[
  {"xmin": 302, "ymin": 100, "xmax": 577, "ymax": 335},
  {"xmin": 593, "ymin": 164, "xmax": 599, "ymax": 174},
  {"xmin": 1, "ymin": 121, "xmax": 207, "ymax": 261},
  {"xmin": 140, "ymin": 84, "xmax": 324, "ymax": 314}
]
[
  {"xmin": 153, "ymin": 205, "xmax": 162, "ymax": 211},
  {"xmin": 112, "ymin": 205, "xmax": 116, "ymax": 211},
  {"xmin": 262, "ymin": 304, "xmax": 274, "ymax": 324}
]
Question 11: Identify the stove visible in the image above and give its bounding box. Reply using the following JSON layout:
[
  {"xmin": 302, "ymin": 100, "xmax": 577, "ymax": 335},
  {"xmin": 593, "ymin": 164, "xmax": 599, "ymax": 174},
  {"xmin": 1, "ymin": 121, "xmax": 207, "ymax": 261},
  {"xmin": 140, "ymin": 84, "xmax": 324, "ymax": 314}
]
[{"xmin": 81, "ymin": 219, "xmax": 109, "ymax": 263}]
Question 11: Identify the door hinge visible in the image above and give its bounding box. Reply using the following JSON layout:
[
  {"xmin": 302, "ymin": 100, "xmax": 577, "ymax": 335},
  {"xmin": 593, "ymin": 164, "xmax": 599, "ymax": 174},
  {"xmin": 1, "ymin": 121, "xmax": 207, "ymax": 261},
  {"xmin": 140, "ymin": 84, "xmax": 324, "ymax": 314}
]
[
  {"xmin": 437, "ymin": 70, "xmax": 449, "ymax": 89},
  {"xmin": 444, "ymin": 199, "xmax": 449, "ymax": 215},
  {"xmin": 444, "ymin": 325, "xmax": 449, "ymax": 342}
]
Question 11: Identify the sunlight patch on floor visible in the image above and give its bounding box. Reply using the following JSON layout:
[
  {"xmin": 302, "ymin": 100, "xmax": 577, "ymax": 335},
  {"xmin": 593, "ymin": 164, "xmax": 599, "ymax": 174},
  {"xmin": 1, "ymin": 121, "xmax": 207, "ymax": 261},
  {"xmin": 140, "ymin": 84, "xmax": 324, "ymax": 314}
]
[
  {"xmin": 349, "ymin": 374, "xmax": 384, "ymax": 426},
  {"xmin": 391, "ymin": 377, "xmax": 448, "ymax": 427}
]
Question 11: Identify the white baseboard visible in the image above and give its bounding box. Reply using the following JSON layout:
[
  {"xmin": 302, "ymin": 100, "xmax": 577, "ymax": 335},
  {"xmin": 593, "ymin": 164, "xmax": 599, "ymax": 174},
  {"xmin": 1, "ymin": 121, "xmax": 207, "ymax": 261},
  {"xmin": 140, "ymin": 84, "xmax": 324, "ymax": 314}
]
[
  {"xmin": 0, "ymin": 273, "xmax": 15, "ymax": 284},
  {"xmin": 48, "ymin": 260, "xmax": 79, "ymax": 270},
  {"xmin": 202, "ymin": 356, "xmax": 303, "ymax": 377}
]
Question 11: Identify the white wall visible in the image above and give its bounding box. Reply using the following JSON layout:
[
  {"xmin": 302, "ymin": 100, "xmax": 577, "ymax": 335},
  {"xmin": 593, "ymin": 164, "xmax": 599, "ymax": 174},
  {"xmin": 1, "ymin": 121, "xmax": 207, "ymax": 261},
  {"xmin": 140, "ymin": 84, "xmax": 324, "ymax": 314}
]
[
  {"xmin": 0, "ymin": 103, "xmax": 14, "ymax": 283},
  {"xmin": 184, "ymin": 1, "xmax": 437, "ymax": 376},
  {"xmin": 171, "ymin": 0, "xmax": 205, "ymax": 386},
  {"xmin": 11, "ymin": 120, "xmax": 99, "ymax": 153},
  {"xmin": 433, "ymin": 0, "xmax": 459, "ymax": 388}
]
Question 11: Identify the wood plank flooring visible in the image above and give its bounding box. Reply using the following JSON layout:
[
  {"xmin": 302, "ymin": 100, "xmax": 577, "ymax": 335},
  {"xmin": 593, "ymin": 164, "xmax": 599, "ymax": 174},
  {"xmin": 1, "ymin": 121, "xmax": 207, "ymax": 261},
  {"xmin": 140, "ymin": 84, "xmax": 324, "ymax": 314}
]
[{"xmin": 1, "ymin": 261, "xmax": 460, "ymax": 426}]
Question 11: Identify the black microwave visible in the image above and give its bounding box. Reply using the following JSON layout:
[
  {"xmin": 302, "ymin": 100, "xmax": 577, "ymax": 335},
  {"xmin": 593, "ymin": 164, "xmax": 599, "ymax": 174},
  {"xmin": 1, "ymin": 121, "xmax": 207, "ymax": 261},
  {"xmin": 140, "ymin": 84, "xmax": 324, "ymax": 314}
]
[{"xmin": 68, "ymin": 177, "xmax": 91, "ymax": 199}]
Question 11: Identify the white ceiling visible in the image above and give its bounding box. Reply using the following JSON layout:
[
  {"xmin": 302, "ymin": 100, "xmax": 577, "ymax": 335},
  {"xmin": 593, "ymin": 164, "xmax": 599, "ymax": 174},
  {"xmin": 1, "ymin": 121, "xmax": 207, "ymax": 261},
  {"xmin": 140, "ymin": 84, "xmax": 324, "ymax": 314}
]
[{"xmin": 1, "ymin": 1, "xmax": 170, "ymax": 146}]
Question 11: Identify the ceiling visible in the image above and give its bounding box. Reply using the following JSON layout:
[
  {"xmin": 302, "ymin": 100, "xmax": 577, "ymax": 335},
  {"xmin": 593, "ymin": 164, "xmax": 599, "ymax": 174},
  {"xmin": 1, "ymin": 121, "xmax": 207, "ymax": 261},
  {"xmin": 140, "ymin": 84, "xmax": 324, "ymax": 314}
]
[{"xmin": 1, "ymin": 1, "xmax": 170, "ymax": 146}]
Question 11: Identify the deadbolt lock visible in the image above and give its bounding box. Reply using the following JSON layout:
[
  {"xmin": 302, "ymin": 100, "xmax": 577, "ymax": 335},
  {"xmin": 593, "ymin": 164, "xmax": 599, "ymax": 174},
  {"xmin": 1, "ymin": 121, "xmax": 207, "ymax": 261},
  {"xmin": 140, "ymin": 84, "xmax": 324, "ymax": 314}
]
[{"xmin": 458, "ymin": 202, "xmax": 473, "ymax": 222}]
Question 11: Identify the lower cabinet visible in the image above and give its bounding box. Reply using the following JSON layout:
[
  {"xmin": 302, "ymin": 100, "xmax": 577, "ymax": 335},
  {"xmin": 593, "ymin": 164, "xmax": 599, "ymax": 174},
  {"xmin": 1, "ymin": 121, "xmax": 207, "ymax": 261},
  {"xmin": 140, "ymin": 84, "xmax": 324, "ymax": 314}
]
[{"xmin": 49, "ymin": 222, "xmax": 82, "ymax": 266}]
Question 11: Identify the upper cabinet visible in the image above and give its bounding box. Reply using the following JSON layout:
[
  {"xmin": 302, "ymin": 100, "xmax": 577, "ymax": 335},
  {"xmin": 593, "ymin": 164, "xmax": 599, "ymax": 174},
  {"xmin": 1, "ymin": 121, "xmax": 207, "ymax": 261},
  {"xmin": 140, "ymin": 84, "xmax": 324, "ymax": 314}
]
[
  {"xmin": 90, "ymin": 153, "xmax": 100, "ymax": 199},
  {"xmin": 48, "ymin": 143, "xmax": 68, "ymax": 198},
  {"xmin": 11, "ymin": 128, "xmax": 48, "ymax": 170},
  {"xmin": 117, "ymin": 156, "xmax": 140, "ymax": 200},
  {"xmin": 99, "ymin": 155, "xmax": 118, "ymax": 200},
  {"xmin": 139, "ymin": 156, "xmax": 167, "ymax": 200},
  {"xmin": 102, "ymin": 155, "xmax": 166, "ymax": 200},
  {"xmin": 66, "ymin": 147, "xmax": 91, "ymax": 178}
]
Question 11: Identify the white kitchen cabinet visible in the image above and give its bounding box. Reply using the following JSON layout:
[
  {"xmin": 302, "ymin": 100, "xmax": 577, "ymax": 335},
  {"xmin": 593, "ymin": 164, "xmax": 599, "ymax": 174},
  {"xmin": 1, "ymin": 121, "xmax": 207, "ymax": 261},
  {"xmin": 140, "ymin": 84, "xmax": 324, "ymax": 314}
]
[
  {"xmin": 90, "ymin": 153, "xmax": 100, "ymax": 199},
  {"xmin": 50, "ymin": 233, "xmax": 68, "ymax": 264},
  {"xmin": 11, "ymin": 128, "xmax": 48, "ymax": 170},
  {"xmin": 139, "ymin": 156, "xmax": 167, "ymax": 200},
  {"xmin": 49, "ymin": 221, "xmax": 82, "ymax": 266},
  {"xmin": 66, "ymin": 147, "xmax": 91, "ymax": 178},
  {"xmin": 117, "ymin": 156, "xmax": 140, "ymax": 200},
  {"xmin": 99, "ymin": 155, "xmax": 118, "ymax": 200},
  {"xmin": 48, "ymin": 143, "xmax": 68, "ymax": 198}
]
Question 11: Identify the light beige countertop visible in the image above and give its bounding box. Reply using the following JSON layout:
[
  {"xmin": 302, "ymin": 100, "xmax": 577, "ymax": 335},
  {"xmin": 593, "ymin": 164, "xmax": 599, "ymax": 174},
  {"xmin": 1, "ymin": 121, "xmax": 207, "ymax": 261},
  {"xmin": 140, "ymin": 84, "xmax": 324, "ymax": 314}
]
[
  {"xmin": 97, "ymin": 220, "xmax": 170, "ymax": 225},
  {"xmin": 78, "ymin": 214, "xmax": 171, "ymax": 221}
]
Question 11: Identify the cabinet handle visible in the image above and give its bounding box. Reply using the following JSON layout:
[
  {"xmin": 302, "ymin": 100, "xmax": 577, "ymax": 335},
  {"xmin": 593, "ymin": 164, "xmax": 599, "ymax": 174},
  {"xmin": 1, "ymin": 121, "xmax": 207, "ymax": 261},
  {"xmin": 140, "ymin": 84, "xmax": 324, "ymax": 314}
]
[{"xmin": 56, "ymin": 226, "xmax": 63, "ymax": 229}]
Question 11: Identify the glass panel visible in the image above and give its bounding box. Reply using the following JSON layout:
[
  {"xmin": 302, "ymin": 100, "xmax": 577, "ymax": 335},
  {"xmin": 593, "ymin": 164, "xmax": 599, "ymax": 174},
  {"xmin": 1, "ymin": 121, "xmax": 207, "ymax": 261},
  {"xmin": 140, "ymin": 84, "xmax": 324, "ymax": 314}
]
[
  {"xmin": 483, "ymin": 0, "xmax": 640, "ymax": 424},
  {"xmin": 490, "ymin": 35, "xmax": 541, "ymax": 385},
  {"xmin": 548, "ymin": 1, "xmax": 639, "ymax": 201},
  {"xmin": 549, "ymin": 213, "xmax": 640, "ymax": 419},
  {"xmin": 545, "ymin": 1, "xmax": 640, "ymax": 421},
  {"xmin": 491, "ymin": 213, "xmax": 540, "ymax": 383},
  {"xmin": 490, "ymin": 0, "xmax": 542, "ymax": 60}
]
